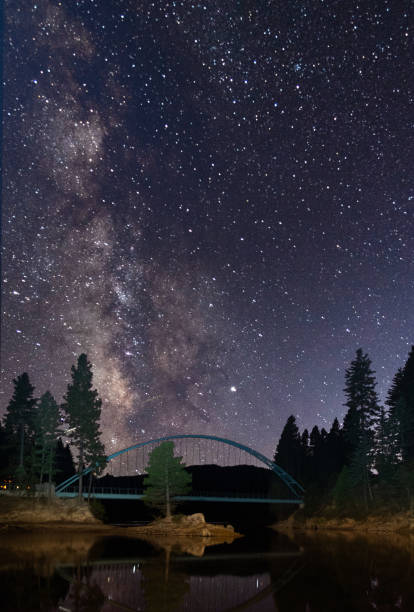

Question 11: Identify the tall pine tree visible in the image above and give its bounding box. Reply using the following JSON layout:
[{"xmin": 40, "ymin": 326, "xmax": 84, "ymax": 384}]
[
  {"xmin": 34, "ymin": 391, "xmax": 61, "ymax": 488},
  {"xmin": 339, "ymin": 349, "xmax": 380, "ymax": 512},
  {"xmin": 325, "ymin": 418, "xmax": 345, "ymax": 482},
  {"xmin": 374, "ymin": 406, "xmax": 400, "ymax": 509},
  {"xmin": 3, "ymin": 373, "xmax": 37, "ymax": 481},
  {"xmin": 308, "ymin": 425, "xmax": 322, "ymax": 484},
  {"xmin": 54, "ymin": 438, "xmax": 76, "ymax": 485},
  {"xmin": 342, "ymin": 348, "xmax": 380, "ymax": 457},
  {"xmin": 386, "ymin": 346, "xmax": 414, "ymax": 461},
  {"xmin": 274, "ymin": 415, "xmax": 302, "ymax": 482},
  {"xmin": 385, "ymin": 347, "xmax": 414, "ymax": 511},
  {"xmin": 62, "ymin": 354, "xmax": 107, "ymax": 497}
]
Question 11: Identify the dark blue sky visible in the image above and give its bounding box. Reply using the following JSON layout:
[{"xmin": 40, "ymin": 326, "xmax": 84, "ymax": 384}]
[{"xmin": 1, "ymin": 0, "xmax": 413, "ymax": 458}]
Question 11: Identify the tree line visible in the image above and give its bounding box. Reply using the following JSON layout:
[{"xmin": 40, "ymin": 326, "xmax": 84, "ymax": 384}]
[
  {"xmin": 2, "ymin": 345, "xmax": 414, "ymax": 517},
  {"xmin": 274, "ymin": 346, "xmax": 414, "ymax": 517},
  {"xmin": 0, "ymin": 353, "xmax": 106, "ymax": 496}
]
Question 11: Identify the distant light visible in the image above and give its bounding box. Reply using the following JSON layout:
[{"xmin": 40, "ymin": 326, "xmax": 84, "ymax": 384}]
[{"xmin": 230, "ymin": 386, "xmax": 237, "ymax": 392}]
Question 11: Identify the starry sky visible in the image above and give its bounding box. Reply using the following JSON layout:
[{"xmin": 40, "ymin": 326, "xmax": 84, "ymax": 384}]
[{"xmin": 1, "ymin": 0, "xmax": 413, "ymax": 459}]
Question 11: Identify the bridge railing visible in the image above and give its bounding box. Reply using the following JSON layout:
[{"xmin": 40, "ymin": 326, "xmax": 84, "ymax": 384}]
[
  {"xmin": 57, "ymin": 486, "xmax": 302, "ymax": 502},
  {"xmin": 60, "ymin": 486, "xmax": 144, "ymax": 496}
]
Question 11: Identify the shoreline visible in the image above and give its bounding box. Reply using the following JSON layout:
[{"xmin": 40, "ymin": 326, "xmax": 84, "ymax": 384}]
[
  {"xmin": 273, "ymin": 511, "xmax": 414, "ymax": 534},
  {"xmin": 0, "ymin": 496, "xmax": 240, "ymax": 540},
  {"xmin": 0, "ymin": 520, "xmax": 240, "ymax": 539},
  {"xmin": 0, "ymin": 511, "xmax": 241, "ymax": 566}
]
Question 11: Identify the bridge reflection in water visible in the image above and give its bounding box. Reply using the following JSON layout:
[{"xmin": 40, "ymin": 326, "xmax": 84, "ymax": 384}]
[{"xmin": 58, "ymin": 551, "xmax": 304, "ymax": 612}]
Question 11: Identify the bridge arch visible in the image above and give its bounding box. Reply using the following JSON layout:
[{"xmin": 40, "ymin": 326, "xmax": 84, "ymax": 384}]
[{"xmin": 56, "ymin": 434, "xmax": 304, "ymax": 499}]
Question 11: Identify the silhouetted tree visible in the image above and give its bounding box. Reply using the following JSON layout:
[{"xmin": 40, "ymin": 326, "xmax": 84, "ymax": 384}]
[
  {"xmin": 386, "ymin": 367, "xmax": 404, "ymax": 412},
  {"xmin": 3, "ymin": 373, "xmax": 37, "ymax": 482},
  {"xmin": 274, "ymin": 416, "xmax": 302, "ymax": 482},
  {"xmin": 344, "ymin": 348, "xmax": 380, "ymax": 431},
  {"xmin": 34, "ymin": 391, "xmax": 61, "ymax": 487},
  {"xmin": 337, "ymin": 349, "xmax": 380, "ymax": 512},
  {"xmin": 300, "ymin": 429, "xmax": 310, "ymax": 483},
  {"xmin": 373, "ymin": 406, "xmax": 401, "ymax": 509},
  {"xmin": 0, "ymin": 421, "xmax": 9, "ymax": 477},
  {"xmin": 342, "ymin": 404, "xmax": 360, "ymax": 464},
  {"xmin": 326, "ymin": 417, "xmax": 345, "ymax": 478},
  {"xmin": 386, "ymin": 346, "xmax": 414, "ymax": 462},
  {"xmin": 383, "ymin": 348, "xmax": 414, "ymax": 510},
  {"xmin": 62, "ymin": 354, "xmax": 107, "ymax": 498},
  {"xmin": 308, "ymin": 425, "xmax": 322, "ymax": 483},
  {"xmin": 54, "ymin": 438, "xmax": 76, "ymax": 485},
  {"xmin": 301, "ymin": 428, "xmax": 309, "ymax": 450}
]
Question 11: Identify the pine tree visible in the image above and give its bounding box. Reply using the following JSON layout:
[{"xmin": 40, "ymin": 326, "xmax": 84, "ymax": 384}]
[
  {"xmin": 300, "ymin": 429, "xmax": 310, "ymax": 484},
  {"xmin": 326, "ymin": 418, "xmax": 345, "ymax": 480},
  {"xmin": 342, "ymin": 404, "xmax": 360, "ymax": 464},
  {"xmin": 0, "ymin": 421, "xmax": 9, "ymax": 478},
  {"xmin": 54, "ymin": 438, "xmax": 76, "ymax": 485},
  {"xmin": 143, "ymin": 441, "xmax": 192, "ymax": 518},
  {"xmin": 374, "ymin": 406, "xmax": 400, "ymax": 509},
  {"xmin": 344, "ymin": 348, "xmax": 380, "ymax": 429},
  {"xmin": 301, "ymin": 428, "xmax": 309, "ymax": 449},
  {"xmin": 62, "ymin": 354, "xmax": 107, "ymax": 498},
  {"xmin": 341, "ymin": 349, "xmax": 380, "ymax": 511},
  {"xmin": 3, "ymin": 373, "xmax": 37, "ymax": 481},
  {"xmin": 308, "ymin": 425, "xmax": 322, "ymax": 483},
  {"xmin": 386, "ymin": 346, "xmax": 414, "ymax": 462},
  {"xmin": 386, "ymin": 368, "xmax": 404, "ymax": 413},
  {"xmin": 384, "ymin": 348, "xmax": 414, "ymax": 510},
  {"xmin": 274, "ymin": 415, "xmax": 302, "ymax": 482},
  {"xmin": 34, "ymin": 391, "xmax": 61, "ymax": 488}
]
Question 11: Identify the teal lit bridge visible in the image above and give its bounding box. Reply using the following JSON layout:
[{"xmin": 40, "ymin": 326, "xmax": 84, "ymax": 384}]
[{"xmin": 55, "ymin": 434, "xmax": 304, "ymax": 504}]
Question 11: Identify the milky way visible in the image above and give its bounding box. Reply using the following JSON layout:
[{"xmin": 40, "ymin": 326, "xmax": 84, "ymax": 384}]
[{"xmin": 1, "ymin": 0, "xmax": 413, "ymax": 457}]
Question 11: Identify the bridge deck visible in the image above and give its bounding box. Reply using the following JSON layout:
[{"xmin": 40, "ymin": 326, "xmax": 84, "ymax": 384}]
[{"xmin": 56, "ymin": 489, "xmax": 303, "ymax": 504}]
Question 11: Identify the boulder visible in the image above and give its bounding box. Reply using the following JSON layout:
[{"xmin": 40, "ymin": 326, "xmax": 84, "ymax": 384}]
[{"xmin": 181, "ymin": 513, "xmax": 206, "ymax": 526}]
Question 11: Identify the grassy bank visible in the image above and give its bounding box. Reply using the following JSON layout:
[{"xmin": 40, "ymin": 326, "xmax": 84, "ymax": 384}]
[
  {"xmin": 0, "ymin": 494, "xmax": 102, "ymax": 528},
  {"xmin": 274, "ymin": 509, "xmax": 414, "ymax": 533}
]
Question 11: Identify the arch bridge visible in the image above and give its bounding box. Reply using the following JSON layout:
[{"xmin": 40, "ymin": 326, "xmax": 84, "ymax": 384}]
[{"xmin": 55, "ymin": 434, "xmax": 304, "ymax": 504}]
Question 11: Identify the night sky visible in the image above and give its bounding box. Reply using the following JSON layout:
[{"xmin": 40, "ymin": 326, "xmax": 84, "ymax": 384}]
[{"xmin": 1, "ymin": 0, "xmax": 413, "ymax": 459}]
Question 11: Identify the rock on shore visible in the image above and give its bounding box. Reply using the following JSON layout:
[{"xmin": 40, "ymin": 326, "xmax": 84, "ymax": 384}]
[{"xmin": 130, "ymin": 512, "xmax": 241, "ymax": 539}]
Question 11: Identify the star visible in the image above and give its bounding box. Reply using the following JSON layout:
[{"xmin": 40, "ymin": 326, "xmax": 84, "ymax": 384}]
[{"xmin": 1, "ymin": 0, "xmax": 412, "ymax": 460}]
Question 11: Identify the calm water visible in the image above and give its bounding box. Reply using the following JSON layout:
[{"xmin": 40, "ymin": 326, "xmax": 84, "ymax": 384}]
[{"xmin": 1, "ymin": 527, "xmax": 414, "ymax": 611}]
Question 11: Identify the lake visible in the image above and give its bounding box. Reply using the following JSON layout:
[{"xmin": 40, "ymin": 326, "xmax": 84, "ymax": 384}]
[{"xmin": 1, "ymin": 527, "xmax": 414, "ymax": 611}]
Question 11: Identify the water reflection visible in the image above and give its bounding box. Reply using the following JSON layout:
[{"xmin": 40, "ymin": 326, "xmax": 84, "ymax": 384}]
[
  {"xmin": 274, "ymin": 530, "xmax": 414, "ymax": 611},
  {"xmin": 57, "ymin": 537, "xmax": 298, "ymax": 612},
  {"xmin": 58, "ymin": 562, "xmax": 290, "ymax": 611},
  {"xmin": 61, "ymin": 568, "xmax": 106, "ymax": 612},
  {"xmin": 2, "ymin": 528, "xmax": 414, "ymax": 611},
  {"xmin": 0, "ymin": 530, "xmax": 103, "ymax": 612}
]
